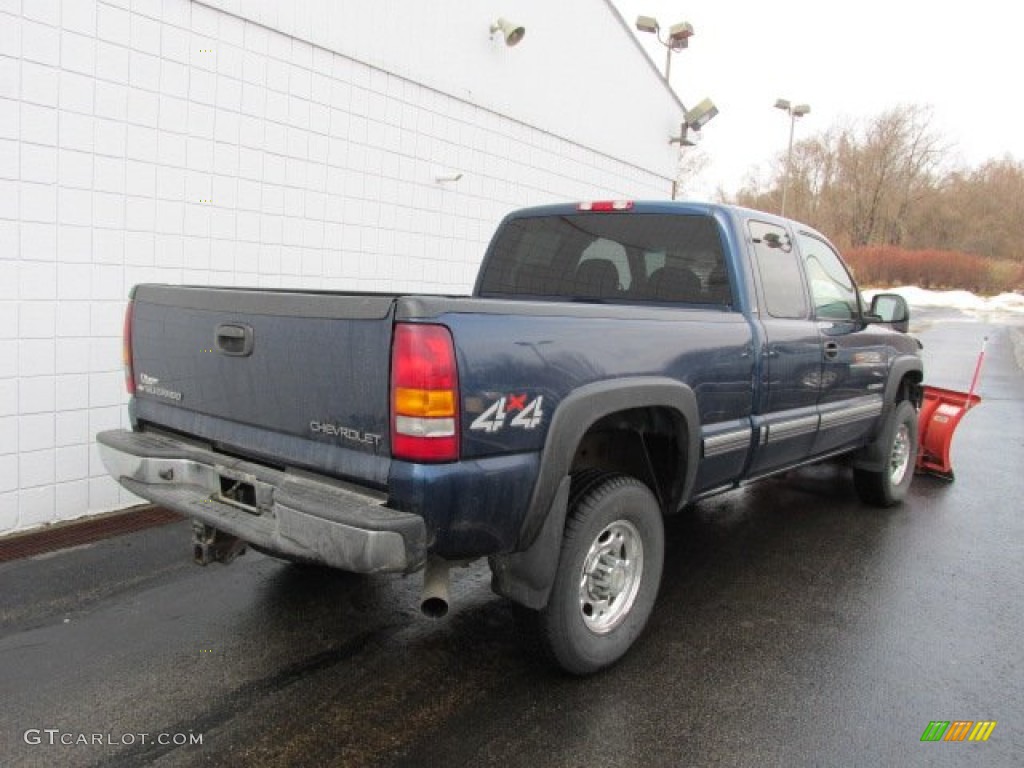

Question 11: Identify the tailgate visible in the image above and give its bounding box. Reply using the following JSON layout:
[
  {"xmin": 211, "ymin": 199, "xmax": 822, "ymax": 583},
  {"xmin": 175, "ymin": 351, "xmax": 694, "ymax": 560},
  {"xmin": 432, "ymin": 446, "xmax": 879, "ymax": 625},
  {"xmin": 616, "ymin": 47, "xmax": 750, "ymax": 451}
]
[{"xmin": 129, "ymin": 285, "xmax": 396, "ymax": 487}]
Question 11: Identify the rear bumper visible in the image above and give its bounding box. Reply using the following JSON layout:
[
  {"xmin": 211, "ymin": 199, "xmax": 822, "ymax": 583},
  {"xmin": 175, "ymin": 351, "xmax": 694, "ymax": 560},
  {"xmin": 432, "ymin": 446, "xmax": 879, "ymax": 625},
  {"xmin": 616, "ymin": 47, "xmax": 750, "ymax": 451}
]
[{"xmin": 96, "ymin": 429, "xmax": 426, "ymax": 573}]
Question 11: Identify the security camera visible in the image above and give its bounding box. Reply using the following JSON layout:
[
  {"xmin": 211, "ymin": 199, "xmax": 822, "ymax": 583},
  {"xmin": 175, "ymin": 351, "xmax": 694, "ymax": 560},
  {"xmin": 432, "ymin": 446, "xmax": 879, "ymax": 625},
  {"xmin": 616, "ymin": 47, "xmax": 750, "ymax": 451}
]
[{"xmin": 490, "ymin": 18, "xmax": 525, "ymax": 47}]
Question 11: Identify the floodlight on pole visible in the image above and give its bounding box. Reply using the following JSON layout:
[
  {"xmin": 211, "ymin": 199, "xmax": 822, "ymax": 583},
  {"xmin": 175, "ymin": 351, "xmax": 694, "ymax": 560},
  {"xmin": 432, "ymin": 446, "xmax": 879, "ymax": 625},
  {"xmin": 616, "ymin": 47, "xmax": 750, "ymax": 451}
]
[
  {"xmin": 686, "ymin": 98, "xmax": 718, "ymax": 131},
  {"xmin": 635, "ymin": 14, "xmax": 694, "ymax": 84},
  {"xmin": 775, "ymin": 98, "xmax": 811, "ymax": 217},
  {"xmin": 667, "ymin": 22, "xmax": 695, "ymax": 49},
  {"xmin": 670, "ymin": 98, "xmax": 719, "ymax": 145},
  {"xmin": 636, "ymin": 15, "xmax": 659, "ymax": 34}
]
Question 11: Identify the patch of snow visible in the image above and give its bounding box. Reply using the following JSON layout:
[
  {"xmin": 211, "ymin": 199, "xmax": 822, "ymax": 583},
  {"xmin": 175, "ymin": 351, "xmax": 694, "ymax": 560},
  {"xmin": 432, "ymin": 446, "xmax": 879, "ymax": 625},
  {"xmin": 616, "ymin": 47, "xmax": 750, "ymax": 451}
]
[
  {"xmin": 985, "ymin": 292, "xmax": 1024, "ymax": 315},
  {"xmin": 865, "ymin": 287, "xmax": 1024, "ymax": 315}
]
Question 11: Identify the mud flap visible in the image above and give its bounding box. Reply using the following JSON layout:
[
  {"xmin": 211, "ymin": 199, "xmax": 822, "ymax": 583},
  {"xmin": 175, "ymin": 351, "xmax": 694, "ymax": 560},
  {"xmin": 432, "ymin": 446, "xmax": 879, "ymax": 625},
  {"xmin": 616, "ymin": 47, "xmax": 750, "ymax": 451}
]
[{"xmin": 489, "ymin": 476, "xmax": 571, "ymax": 610}]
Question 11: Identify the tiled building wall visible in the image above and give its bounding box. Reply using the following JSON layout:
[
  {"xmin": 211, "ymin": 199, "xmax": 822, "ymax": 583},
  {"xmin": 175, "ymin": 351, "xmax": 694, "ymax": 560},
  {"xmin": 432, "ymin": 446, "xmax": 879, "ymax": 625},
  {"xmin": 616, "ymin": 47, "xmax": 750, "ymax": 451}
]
[{"xmin": 0, "ymin": 0, "xmax": 674, "ymax": 534}]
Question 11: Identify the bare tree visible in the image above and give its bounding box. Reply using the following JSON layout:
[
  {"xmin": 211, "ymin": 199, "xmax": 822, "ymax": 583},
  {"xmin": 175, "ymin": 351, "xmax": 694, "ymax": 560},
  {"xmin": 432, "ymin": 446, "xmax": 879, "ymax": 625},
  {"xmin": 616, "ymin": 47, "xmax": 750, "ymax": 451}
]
[
  {"xmin": 732, "ymin": 105, "xmax": 950, "ymax": 246},
  {"xmin": 672, "ymin": 146, "xmax": 712, "ymax": 199},
  {"xmin": 933, "ymin": 156, "xmax": 1024, "ymax": 260},
  {"xmin": 834, "ymin": 105, "xmax": 944, "ymax": 246},
  {"xmin": 728, "ymin": 105, "xmax": 1022, "ymax": 282}
]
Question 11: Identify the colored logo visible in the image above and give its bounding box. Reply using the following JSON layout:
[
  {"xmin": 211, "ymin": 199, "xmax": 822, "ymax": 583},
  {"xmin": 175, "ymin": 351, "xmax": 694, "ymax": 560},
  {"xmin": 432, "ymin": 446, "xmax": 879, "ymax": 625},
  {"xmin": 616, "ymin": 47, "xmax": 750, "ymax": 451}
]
[{"xmin": 920, "ymin": 721, "xmax": 997, "ymax": 742}]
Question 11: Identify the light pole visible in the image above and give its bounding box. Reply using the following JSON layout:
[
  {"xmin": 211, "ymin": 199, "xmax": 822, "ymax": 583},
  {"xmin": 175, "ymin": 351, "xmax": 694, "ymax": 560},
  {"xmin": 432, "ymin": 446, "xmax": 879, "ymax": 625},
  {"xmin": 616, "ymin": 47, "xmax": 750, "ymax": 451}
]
[
  {"xmin": 774, "ymin": 98, "xmax": 810, "ymax": 217},
  {"xmin": 635, "ymin": 15, "xmax": 694, "ymax": 84},
  {"xmin": 636, "ymin": 16, "xmax": 717, "ymax": 201}
]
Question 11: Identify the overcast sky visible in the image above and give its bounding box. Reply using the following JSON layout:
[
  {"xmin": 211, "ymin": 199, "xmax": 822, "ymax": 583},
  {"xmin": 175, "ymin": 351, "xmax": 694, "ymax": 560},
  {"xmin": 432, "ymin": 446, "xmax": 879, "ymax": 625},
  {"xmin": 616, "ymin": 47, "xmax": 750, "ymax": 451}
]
[{"xmin": 610, "ymin": 0, "xmax": 1024, "ymax": 199}]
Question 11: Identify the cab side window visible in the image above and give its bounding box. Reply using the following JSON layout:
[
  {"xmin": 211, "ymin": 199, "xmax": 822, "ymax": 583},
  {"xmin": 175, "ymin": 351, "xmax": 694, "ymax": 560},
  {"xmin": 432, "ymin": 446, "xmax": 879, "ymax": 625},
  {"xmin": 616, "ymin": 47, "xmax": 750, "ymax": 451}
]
[
  {"xmin": 748, "ymin": 220, "xmax": 807, "ymax": 319},
  {"xmin": 797, "ymin": 233, "xmax": 859, "ymax": 320}
]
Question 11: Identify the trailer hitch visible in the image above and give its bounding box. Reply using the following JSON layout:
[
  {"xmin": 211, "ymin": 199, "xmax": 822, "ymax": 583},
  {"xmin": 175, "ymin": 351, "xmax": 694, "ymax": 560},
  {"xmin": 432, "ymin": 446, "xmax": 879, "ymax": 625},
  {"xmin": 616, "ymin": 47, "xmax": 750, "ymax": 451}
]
[{"xmin": 192, "ymin": 522, "xmax": 247, "ymax": 565}]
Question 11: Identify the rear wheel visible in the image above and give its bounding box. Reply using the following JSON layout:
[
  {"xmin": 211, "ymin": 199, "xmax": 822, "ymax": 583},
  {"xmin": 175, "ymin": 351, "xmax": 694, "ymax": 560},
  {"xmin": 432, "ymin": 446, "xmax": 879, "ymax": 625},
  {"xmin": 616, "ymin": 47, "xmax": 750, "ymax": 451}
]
[
  {"xmin": 854, "ymin": 399, "xmax": 919, "ymax": 507},
  {"xmin": 541, "ymin": 472, "xmax": 664, "ymax": 675}
]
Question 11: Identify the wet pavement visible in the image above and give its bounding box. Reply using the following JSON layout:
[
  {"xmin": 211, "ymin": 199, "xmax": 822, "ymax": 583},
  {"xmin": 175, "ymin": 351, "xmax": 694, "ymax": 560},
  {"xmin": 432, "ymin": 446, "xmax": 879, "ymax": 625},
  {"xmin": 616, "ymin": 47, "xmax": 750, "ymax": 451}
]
[{"xmin": 1, "ymin": 309, "xmax": 1022, "ymax": 768}]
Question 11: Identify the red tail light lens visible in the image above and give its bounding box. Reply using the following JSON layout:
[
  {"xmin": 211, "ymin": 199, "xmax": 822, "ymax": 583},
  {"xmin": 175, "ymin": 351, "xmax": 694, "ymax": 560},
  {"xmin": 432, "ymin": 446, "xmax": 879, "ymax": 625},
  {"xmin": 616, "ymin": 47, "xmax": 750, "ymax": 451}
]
[
  {"xmin": 391, "ymin": 323, "xmax": 459, "ymax": 462},
  {"xmin": 123, "ymin": 301, "xmax": 135, "ymax": 395}
]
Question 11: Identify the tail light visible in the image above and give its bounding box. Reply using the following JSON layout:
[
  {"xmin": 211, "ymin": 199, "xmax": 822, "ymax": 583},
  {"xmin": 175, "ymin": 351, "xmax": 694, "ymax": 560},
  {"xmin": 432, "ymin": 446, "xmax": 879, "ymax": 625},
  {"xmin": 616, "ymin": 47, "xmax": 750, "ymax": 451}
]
[
  {"xmin": 391, "ymin": 323, "xmax": 459, "ymax": 462},
  {"xmin": 123, "ymin": 301, "xmax": 135, "ymax": 395}
]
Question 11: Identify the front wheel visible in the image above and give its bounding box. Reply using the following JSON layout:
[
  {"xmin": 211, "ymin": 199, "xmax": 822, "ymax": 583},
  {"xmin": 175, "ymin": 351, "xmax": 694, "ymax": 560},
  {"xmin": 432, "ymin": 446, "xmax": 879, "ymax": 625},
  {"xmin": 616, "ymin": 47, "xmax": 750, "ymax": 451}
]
[
  {"xmin": 854, "ymin": 399, "xmax": 919, "ymax": 507},
  {"xmin": 541, "ymin": 472, "xmax": 664, "ymax": 675}
]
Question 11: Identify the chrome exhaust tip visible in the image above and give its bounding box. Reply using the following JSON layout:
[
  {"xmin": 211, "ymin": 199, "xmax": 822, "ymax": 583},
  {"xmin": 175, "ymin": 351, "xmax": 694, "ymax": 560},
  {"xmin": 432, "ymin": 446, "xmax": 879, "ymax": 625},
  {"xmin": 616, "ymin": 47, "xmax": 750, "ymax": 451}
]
[{"xmin": 420, "ymin": 556, "xmax": 451, "ymax": 618}]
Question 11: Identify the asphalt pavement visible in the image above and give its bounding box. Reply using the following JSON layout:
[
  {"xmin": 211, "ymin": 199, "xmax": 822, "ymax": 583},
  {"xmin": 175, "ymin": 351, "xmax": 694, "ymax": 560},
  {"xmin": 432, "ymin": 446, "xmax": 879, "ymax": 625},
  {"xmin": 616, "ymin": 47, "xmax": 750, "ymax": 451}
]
[{"xmin": 1, "ymin": 308, "xmax": 1021, "ymax": 768}]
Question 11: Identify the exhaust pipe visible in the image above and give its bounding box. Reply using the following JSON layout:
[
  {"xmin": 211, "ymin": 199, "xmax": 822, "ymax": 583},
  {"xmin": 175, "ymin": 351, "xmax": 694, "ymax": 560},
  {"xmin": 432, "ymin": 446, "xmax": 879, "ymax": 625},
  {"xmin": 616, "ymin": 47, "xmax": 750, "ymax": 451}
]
[{"xmin": 420, "ymin": 556, "xmax": 451, "ymax": 618}]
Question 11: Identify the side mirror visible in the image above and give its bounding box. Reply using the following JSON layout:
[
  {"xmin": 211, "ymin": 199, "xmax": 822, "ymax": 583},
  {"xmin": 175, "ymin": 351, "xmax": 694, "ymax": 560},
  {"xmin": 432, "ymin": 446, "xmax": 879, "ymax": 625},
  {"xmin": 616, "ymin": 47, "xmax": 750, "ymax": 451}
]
[{"xmin": 867, "ymin": 293, "xmax": 910, "ymax": 333}]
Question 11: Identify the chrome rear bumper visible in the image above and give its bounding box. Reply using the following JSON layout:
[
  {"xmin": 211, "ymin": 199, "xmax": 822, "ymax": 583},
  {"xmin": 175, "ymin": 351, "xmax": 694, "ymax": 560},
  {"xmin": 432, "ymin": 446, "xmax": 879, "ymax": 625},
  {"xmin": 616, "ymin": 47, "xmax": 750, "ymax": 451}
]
[{"xmin": 96, "ymin": 429, "xmax": 426, "ymax": 573}]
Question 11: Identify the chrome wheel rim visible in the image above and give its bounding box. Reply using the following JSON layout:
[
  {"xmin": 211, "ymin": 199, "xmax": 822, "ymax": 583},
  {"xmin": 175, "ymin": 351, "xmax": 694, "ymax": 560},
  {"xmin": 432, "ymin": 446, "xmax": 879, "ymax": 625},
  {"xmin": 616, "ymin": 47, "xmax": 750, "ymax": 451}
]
[
  {"xmin": 889, "ymin": 423, "xmax": 911, "ymax": 485},
  {"xmin": 579, "ymin": 520, "xmax": 644, "ymax": 634}
]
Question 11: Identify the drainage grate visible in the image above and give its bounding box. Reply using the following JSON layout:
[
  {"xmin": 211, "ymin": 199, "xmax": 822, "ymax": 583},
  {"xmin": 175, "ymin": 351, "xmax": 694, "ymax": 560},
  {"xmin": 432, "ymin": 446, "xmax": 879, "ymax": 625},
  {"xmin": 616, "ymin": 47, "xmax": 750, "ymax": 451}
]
[{"xmin": 0, "ymin": 506, "xmax": 182, "ymax": 563}]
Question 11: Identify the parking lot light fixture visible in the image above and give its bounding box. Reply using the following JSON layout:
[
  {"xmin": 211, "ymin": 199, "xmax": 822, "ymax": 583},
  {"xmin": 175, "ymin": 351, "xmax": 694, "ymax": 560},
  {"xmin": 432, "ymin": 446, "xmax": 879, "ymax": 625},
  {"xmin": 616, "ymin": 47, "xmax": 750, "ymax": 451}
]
[
  {"xmin": 686, "ymin": 98, "xmax": 718, "ymax": 131},
  {"xmin": 775, "ymin": 98, "xmax": 811, "ymax": 216},
  {"xmin": 636, "ymin": 15, "xmax": 659, "ymax": 34},
  {"xmin": 635, "ymin": 14, "xmax": 695, "ymax": 83},
  {"xmin": 670, "ymin": 98, "xmax": 719, "ymax": 146}
]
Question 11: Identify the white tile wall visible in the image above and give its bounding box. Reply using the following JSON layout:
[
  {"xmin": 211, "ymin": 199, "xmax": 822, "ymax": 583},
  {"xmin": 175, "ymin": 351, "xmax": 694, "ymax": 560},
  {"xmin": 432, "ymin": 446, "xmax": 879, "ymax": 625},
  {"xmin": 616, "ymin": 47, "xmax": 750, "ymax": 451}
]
[
  {"xmin": 0, "ymin": 491, "xmax": 16, "ymax": 530},
  {"xmin": 1, "ymin": 0, "xmax": 672, "ymax": 534},
  {"xmin": 0, "ymin": 417, "xmax": 15, "ymax": 456}
]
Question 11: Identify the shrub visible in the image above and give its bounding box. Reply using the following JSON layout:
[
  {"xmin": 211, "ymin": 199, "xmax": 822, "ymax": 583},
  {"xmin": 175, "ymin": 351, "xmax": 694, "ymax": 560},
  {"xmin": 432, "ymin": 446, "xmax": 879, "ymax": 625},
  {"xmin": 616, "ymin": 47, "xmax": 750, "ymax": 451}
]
[{"xmin": 843, "ymin": 246, "xmax": 1018, "ymax": 294}]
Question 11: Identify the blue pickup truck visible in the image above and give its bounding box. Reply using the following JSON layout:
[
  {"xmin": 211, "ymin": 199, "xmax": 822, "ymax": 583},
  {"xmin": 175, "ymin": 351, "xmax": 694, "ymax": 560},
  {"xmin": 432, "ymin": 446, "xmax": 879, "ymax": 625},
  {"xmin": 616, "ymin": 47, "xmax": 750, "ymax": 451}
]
[{"xmin": 98, "ymin": 201, "xmax": 922, "ymax": 674}]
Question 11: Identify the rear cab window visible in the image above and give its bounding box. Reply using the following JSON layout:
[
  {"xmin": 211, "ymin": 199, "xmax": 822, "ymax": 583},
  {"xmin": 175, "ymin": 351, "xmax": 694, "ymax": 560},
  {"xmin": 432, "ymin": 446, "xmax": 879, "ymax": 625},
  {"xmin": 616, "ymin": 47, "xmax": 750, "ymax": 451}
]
[{"xmin": 477, "ymin": 213, "xmax": 733, "ymax": 306}]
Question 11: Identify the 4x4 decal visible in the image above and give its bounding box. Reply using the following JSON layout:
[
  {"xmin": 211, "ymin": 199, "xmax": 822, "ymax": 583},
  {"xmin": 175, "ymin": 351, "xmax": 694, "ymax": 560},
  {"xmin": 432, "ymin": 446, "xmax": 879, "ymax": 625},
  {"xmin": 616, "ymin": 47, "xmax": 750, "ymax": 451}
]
[{"xmin": 470, "ymin": 394, "xmax": 545, "ymax": 433}]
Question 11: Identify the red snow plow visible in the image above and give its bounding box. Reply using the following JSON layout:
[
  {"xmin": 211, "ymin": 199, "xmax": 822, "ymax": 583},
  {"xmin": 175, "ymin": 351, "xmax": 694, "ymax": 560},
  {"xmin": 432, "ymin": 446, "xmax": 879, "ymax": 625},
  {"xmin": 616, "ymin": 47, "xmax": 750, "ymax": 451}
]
[{"xmin": 915, "ymin": 338, "xmax": 986, "ymax": 480}]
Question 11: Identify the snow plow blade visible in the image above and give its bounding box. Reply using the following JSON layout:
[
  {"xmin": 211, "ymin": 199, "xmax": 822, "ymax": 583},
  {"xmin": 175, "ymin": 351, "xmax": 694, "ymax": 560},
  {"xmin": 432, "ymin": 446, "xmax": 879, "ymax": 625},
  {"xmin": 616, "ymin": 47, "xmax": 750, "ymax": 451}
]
[{"xmin": 915, "ymin": 386, "xmax": 981, "ymax": 481}]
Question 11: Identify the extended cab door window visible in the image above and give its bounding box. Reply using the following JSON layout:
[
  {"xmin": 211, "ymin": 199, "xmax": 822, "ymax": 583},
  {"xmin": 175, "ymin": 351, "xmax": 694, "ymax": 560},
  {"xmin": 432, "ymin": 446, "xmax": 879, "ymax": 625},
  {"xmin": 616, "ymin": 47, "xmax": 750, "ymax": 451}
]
[
  {"xmin": 748, "ymin": 221, "xmax": 807, "ymax": 319},
  {"xmin": 797, "ymin": 233, "xmax": 860, "ymax": 321}
]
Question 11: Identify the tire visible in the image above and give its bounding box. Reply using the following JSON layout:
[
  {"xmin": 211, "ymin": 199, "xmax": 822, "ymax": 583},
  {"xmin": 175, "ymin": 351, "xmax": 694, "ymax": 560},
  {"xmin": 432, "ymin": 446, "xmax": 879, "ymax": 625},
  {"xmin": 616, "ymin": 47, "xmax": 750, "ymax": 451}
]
[
  {"xmin": 540, "ymin": 472, "xmax": 665, "ymax": 675},
  {"xmin": 853, "ymin": 399, "xmax": 919, "ymax": 507}
]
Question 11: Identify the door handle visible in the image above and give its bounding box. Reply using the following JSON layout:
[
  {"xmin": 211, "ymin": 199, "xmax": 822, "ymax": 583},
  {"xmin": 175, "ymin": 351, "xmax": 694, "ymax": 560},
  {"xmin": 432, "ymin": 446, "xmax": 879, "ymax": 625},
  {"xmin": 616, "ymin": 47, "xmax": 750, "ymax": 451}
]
[
  {"xmin": 824, "ymin": 341, "xmax": 839, "ymax": 360},
  {"xmin": 215, "ymin": 324, "xmax": 254, "ymax": 357}
]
